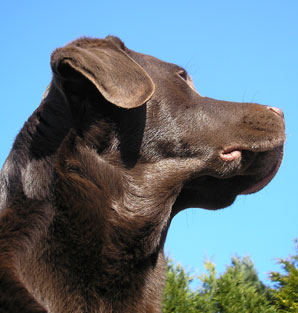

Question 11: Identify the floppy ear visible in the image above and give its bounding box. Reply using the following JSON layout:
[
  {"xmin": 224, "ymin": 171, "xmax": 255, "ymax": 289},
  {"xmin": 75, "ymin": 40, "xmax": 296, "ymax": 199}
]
[{"xmin": 50, "ymin": 38, "xmax": 155, "ymax": 108}]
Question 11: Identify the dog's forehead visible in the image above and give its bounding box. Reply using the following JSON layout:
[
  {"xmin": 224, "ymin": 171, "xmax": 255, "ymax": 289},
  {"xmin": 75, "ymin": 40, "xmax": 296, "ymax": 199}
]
[{"xmin": 126, "ymin": 48, "xmax": 183, "ymax": 76}]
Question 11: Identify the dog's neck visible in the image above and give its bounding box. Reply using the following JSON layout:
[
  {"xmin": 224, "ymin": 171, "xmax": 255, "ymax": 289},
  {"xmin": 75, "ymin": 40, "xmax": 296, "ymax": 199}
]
[
  {"xmin": 51, "ymin": 136, "xmax": 181, "ymax": 307},
  {"xmin": 55, "ymin": 135, "xmax": 181, "ymax": 258}
]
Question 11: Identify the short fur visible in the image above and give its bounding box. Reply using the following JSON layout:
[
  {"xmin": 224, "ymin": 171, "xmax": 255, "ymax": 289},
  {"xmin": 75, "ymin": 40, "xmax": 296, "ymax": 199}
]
[{"xmin": 0, "ymin": 36, "xmax": 285, "ymax": 313}]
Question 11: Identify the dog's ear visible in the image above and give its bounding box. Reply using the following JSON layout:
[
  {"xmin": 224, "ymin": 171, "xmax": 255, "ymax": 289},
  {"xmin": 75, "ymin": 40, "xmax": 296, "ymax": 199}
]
[{"xmin": 50, "ymin": 38, "xmax": 155, "ymax": 108}]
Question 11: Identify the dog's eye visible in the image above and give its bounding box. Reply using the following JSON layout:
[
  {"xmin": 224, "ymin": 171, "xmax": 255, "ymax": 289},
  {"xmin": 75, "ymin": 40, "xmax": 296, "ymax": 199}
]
[{"xmin": 178, "ymin": 70, "xmax": 188, "ymax": 81}]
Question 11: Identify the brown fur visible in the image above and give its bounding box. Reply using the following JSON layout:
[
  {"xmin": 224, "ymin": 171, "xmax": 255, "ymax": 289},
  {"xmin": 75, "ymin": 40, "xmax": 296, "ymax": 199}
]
[{"xmin": 0, "ymin": 36, "xmax": 285, "ymax": 312}]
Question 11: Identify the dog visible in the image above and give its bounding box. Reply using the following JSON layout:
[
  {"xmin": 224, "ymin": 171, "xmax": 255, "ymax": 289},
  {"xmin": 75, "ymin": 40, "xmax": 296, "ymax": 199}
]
[{"xmin": 0, "ymin": 36, "xmax": 285, "ymax": 313}]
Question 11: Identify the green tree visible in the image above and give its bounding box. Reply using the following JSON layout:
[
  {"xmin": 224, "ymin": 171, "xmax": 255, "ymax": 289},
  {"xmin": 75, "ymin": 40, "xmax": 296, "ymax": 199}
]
[
  {"xmin": 163, "ymin": 242, "xmax": 298, "ymax": 313},
  {"xmin": 194, "ymin": 257, "xmax": 277, "ymax": 313},
  {"xmin": 163, "ymin": 259, "xmax": 197, "ymax": 313},
  {"xmin": 163, "ymin": 256, "xmax": 277, "ymax": 313},
  {"xmin": 192, "ymin": 259, "xmax": 218, "ymax": 312},
  {"xmin": 270, "ymin": 239, "xmax": 298, "ymax": 312}
]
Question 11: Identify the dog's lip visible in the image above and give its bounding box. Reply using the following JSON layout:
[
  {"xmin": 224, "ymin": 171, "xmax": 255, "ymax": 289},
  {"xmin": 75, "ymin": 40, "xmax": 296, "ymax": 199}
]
[
  {"xmin": 219, "ymin": 138, "xmax": 285, "ymax": 162},
  {"xmin": 240, "ymin": 148, "xmax": 283, "ymax": 194},
  {"xmin": 220, "ymin": 149, "xmax": 242, "ymax": 162}
]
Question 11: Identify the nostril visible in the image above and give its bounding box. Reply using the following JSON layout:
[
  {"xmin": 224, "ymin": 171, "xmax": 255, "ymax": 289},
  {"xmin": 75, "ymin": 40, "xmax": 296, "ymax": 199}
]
[{"xmin": 268, "ymin": 106, "xmax": 284, "ymax": 118}]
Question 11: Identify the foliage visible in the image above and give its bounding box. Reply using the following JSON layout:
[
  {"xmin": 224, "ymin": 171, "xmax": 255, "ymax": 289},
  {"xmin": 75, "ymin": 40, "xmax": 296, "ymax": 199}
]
[
  {"xmin": 163, "ymin": 260, "xmax": 197, "ymax": 313},
  {"xmin": 163, "ymin": 241, "xmax": 298, "ymax": 312},
  {"xmin": 194, "ymin": 256, "xmax": 277, "ymax": 313},
  {"xmin": 163, "ymin": 256, "xmax": 277, "ymax": 313},
  {"xmin": 270, "ymin": 239, "xmax": 298, "ymax": 312}
]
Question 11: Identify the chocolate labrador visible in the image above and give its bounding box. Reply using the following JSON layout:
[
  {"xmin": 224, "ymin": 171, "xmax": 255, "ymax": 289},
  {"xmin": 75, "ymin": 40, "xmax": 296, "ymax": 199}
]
[{"xmin": 0, "ymin": 36, "xmax": 285, "ymax": 313}]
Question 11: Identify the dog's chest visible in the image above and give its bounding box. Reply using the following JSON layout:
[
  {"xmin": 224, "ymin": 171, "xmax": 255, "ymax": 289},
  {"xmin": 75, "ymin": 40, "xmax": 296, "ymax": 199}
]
[{"xmin": 21, "ymin": 212, "xmax": 164, "ymax": 313}]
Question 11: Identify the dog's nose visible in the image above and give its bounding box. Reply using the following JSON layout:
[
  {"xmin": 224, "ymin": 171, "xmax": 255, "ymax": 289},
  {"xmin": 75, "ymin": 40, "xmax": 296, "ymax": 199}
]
[{"xmin": 268, "ymin": 106, "xmax": 284, "ymax": 118}]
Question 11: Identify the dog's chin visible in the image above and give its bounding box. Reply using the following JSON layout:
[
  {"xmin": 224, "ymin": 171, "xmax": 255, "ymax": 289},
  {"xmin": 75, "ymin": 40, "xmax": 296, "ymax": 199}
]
[{"xmin": 173, "ymin": 146, "xmax": 283, "ymax": 212}]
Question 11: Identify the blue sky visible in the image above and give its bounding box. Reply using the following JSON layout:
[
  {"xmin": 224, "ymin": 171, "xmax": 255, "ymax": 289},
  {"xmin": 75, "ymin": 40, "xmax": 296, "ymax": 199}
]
[{"xmin": 0, "ymin": 1, "xmax": 297, "ymax": 284}]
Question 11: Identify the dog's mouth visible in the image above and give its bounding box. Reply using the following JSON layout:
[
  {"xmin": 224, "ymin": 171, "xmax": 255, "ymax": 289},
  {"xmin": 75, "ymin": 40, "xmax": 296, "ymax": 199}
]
[
  {"xmin": 240, "ymin": 149, "xmax": 283, "ymax": 194},
  {"xmin": 239, "ymin": 146, "xmax": 283, "ymax": 194},
  {"xmin": 218, "ymin": 144, "xmax": 284, "ymax": 194},
  {"xmin": 174, "ymin": 144, "xmax": 284, "ymax": 211}
]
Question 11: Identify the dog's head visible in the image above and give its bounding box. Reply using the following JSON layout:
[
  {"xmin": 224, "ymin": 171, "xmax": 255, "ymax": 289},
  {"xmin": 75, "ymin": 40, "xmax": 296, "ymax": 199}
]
[{"xmin": 51, "ymin": 36, "xmax": 285, "ymax": 214}]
